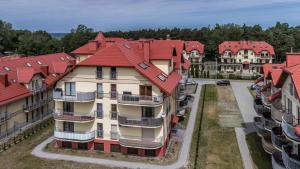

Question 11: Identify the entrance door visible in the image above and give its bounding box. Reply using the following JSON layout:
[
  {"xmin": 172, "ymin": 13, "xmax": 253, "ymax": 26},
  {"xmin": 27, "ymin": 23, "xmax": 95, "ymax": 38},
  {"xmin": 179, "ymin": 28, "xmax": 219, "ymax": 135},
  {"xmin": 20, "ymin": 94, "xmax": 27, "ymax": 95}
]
[
  {"xmin": 140, "ymin": 85, "xmax": 152, "ymax": 101},
  {"xmin": 63, "ymin": 102, "xmax": 74, "ymax": 115},
  {"xmin": 142, "ymin": 107, "xmax": 154, "ymax": 118},
  {"xmin": 142, "ymin": 128, "xmax": 155, "ymax": 140}
]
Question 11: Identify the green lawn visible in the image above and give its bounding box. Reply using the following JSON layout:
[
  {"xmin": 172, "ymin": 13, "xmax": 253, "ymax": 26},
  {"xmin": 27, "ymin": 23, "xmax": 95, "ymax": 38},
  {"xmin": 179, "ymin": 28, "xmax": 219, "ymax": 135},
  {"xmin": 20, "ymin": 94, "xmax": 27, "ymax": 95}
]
[
  {"xmin": 246, "ymin": 133, "xmax": 272, "ymax": 169},
  {"xmin": 187, "ymin": 85, "xmax": 244, "ymax": 169}
]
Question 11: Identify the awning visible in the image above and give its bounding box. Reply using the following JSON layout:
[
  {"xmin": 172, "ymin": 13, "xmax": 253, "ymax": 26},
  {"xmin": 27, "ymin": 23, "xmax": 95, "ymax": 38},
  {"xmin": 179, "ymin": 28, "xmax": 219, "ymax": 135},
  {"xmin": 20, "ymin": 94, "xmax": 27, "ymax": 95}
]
[
  {"xmin": 268, "ymin": 90, "xmax": 281, "ymax": 102},
  {"xmin": 260, "ymin": 83, "xmax": 271, "ymax": 92},
  {"xmin": 254, "ymin": 76, "xmax": 264, "ymax": 84}
]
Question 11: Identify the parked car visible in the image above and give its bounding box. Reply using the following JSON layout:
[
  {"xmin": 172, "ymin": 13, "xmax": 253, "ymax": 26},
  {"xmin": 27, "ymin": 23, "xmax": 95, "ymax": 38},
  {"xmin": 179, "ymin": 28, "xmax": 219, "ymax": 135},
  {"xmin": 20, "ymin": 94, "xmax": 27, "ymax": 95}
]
[{"xmin": 216, "ymin": 80, "xmax": 230, "ymax": 86}]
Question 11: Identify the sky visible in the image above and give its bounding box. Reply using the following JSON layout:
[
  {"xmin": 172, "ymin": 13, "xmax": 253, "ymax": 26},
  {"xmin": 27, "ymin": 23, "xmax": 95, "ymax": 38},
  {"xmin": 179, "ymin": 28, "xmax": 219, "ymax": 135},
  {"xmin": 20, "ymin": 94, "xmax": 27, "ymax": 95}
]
[{"xmin": 0, "ymin": 0, "xmax": 300, "ymax": 32}]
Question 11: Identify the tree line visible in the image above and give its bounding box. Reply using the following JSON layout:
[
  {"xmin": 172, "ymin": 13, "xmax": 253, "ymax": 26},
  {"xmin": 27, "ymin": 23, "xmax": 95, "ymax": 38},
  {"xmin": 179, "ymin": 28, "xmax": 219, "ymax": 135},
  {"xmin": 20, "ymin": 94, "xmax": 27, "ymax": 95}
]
[{"xmin": 0, "ymin": 20, "xmax": 299, "ymax": 61}]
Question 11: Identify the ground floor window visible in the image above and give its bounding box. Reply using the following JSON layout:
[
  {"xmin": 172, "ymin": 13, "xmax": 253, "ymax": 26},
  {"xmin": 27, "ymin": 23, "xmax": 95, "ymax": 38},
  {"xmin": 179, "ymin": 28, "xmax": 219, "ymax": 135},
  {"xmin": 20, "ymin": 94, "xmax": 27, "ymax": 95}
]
[
  {"xmin": 62, "ymin": 141, "xmax": 72, "ymax": 149},
  {"xmin": 127, "ymin": 147, "xmax": 138, "ymax": 155},
  {"xmin": 94, "ymin": 143, "xmax": 104, "ymax": 151},
  {"xmin": 78, "ymin": 143, "xmax": 88, "ymax": 150},
  {"xmin": 145, "ymin": 149, "xmax": 156, "ymax": 157},
  {"xmin": 110, "ymin": 144, "xmax": 121, "ymax": 152}
]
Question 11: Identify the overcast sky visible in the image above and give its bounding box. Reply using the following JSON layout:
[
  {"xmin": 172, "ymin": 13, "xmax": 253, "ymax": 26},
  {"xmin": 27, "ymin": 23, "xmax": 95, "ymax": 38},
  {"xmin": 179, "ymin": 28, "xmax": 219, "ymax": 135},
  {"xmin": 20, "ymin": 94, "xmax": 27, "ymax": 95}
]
[{"xmin": 0, "ymin": 0, "xmax": 299, "ymax": 32}]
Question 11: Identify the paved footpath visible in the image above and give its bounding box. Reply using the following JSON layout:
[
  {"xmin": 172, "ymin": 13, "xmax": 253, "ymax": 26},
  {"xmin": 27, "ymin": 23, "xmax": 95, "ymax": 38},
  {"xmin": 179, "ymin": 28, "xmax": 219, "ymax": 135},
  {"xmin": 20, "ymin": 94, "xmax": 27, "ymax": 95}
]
[{"xmin": 32, "ymin": 83, "xmax": 202, "ymax": 169}]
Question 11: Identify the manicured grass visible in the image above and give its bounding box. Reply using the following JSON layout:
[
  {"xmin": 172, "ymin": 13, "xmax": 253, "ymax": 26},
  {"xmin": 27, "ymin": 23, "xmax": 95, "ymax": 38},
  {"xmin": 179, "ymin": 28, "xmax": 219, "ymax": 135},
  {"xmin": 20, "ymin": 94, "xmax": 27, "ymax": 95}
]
[
  {"xmin": 0, "ymin": 121, "xmax": 118, "ymax": 169},
  {"xmin": 246, "ymin": 132, "xmax": 272, "ymax": 169},
  {"xmin": 187, "ymin": 84, "xmax": 244, "ymax": 169}
]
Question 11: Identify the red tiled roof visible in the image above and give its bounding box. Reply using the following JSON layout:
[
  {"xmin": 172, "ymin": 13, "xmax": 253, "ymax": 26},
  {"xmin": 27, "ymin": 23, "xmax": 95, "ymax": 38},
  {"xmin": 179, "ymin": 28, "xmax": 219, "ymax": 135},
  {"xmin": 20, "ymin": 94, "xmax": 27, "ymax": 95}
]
[
  {"xmin": 185, "ymin": 41, "xmax": 204, "ymax": 54},
  {"xmin": 52, "ymin": 61, "xmax": 69, "ymax": 74},
  {"xmin": 182, "ymin": 59, "xmax": 191, "ymax": 70},
  {"xmin": 79, "ymin": 42, "xmax": 182, "ymax": 95},
  {"xmin": 286, "ymin": 53, "xmax": 300, "ymax": 67},
  {"xmin": 0, "ymin": 53, "xmax": 75, "ymax": 106},
  {"xmin": 219, "ymin": 41, "xmax": 275, "ymax": 55},
  {"xmin": 268, "ymin": 90, "xmax": 281, "ymax": 102},
  {"xmin": 271, "ymin": 69, "xmax": 283, "ymax": 86},
  {"xmin": 262, "ymin": 64, "xmax": 285, "ymax": 79}
]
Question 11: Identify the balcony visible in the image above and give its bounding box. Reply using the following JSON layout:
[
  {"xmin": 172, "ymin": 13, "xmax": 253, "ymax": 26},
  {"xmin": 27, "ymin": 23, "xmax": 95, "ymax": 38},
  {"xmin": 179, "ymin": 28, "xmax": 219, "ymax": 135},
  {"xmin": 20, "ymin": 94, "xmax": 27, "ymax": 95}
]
[
  {"xmin": 282, "ymin": 114, "xmax": 300, "ymax": 143},
  {"xmin": 253, "ymin": 98, "xmax": 269, "ymax": 115},
  {"xmin": 118, "ymin": 115, "xmax": 163, "ymax": 128},
  {"xmin": 261, "ymin": 134, "xmax": 277, "ymax": 154},
  {"xmin": 54, "ymin": 130, "xmax": 95, "ymax": 142},
  {"xmin": 261, "ymin": 90, "xmax": 271, "ymax": 109},
  {"xmin": 282, "ymin": 144, "xmax": 300, "ymax": 169},
  {"xmin": 271, "ymin": 127, "xmax": 290, "ymax": 151},
  {"xmin": 176, "ymin": 107, "xmax": 186, "ymax": 117},
  {"xmin": 53, "ymin": 109, "xmax": 95, "ymax": 122},
  {"xmin": 23, "ymin": 98, "xmax": 51, "ymax": 112},
  {"xmin": 117, "ymin": 94, "xmax": 163, "ymax": 106},
  {"xmin": 271, "ymin": 100, "xmax": 284, "ymax": 123},
  {"xmin": 119, "ymin": 135, "xmax": 163, "ymax": 149},
  {"xmin": 272, "ymin": 151, "xmax": 286, "ymax": 169},
  {"xmin": 53, "ymin": 90, "xmax": 96, "ymax": 102},
  {"xmin": 176, "ymin": 89, "xmax": 187, "ymax": 101},
  {"xmin": 254, "ymin": 116, "xmax": 269, "ymax": 137},
  {"xmin": 262, "ymin": 111, "xmax": 278, "ymax": 131}
]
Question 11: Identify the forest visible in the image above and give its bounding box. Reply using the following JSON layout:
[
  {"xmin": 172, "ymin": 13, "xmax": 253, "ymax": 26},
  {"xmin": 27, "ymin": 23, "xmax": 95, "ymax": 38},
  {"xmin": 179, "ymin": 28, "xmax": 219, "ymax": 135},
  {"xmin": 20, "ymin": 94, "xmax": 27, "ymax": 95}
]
[{"xmin": 0, "ymin": 19, "xmax": 299, "ymax": 62}]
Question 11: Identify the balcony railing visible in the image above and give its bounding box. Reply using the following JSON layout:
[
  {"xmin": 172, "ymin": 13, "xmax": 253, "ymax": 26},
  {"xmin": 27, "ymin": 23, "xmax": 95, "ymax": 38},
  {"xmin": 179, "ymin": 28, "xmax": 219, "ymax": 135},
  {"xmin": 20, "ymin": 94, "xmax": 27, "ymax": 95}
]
[
  {"xmin": 253, "ymin": 98, "xmax": 269, "ymax": 115},
  {"xmin": 176, "ymin": 89, "xmax": 187, "ymax": 101},
  {"xmin": 30, "ymin": 85, "xmax": 47, "ymax": 94},
  {"xmin": 118, "ymin": 115, "xmax": 163, "ymax": 127},
  {"xmin": 271, "ymin": 100, "xmax": 284, "ymax": 123},
  {"xmin": 117, "ymin": 94, "xmax": 163, "ymax": 106},
  {"xmin": 54, "ymin": 130, "xmax": 95, "ymax": 141},
  {"xmin": 282, "ymin": 115, "xmax": 300, "ymax": 143},
  {"xmin": 261, "ymin": 90, "xmax": 271, "ymax": 109},
  {"xmin": 23, "ymin": 98, "xmax": 51, "ymax": 112},
  {"xmin": 110, "ymin": 131, "xmax": 119, "ymax": 140},
  {"xmin": 119, "ymin": 135, "xmax": 163, "ymax": 149},
  {"xmin": 262, "ymin": 111, "xmax": 278, "ymax": 131},
  {"xmin": 272, "ymin": 151, "xmax": 286, "ymax": 169},
  {"xmin": 254, "ymin": 116, "xmax": 269, "ymax": 137},
  {"xmin": 282, "ymin": 144, "xmax": 300, "ymax": 169},
  {"xmin": 271, "ymin": 127, "xmax": 290, "ymax": 151},
  {"xmin": 261, "ymin": 135, "xmax": 277, "ymax": 154},
  {"xmin": 53, "ymin": 109, "xmax": 95, "ymax": 122},
  {"xmin": 53, "ymin": 91, "xmax": 96, "ymax": 102}
]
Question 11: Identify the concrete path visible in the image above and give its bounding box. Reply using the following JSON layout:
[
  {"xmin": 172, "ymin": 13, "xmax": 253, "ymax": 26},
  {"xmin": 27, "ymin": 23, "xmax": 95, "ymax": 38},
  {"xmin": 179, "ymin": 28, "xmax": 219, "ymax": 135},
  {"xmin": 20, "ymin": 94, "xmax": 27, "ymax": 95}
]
[{"xmin": 32, "ymin": 83, "xmax": 202, "ymax": 169}]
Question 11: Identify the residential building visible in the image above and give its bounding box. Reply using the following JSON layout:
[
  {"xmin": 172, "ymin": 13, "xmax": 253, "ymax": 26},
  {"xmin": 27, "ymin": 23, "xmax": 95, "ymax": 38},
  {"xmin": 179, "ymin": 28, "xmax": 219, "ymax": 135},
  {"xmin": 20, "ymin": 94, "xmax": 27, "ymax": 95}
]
[
  {"xmin": 219, "ymin": 41, "xmax": 275, "ymax": 76},
  {"xmin": 253, "ymin": 53, "xmax": 300, "ymax": 169},
  {"xmin": 0, "ymin": 53, "xmax": 75, "ymax": 142},
  {"xmin": 53, "ymin": 33, "xmax": 192, "ymax": 157}
]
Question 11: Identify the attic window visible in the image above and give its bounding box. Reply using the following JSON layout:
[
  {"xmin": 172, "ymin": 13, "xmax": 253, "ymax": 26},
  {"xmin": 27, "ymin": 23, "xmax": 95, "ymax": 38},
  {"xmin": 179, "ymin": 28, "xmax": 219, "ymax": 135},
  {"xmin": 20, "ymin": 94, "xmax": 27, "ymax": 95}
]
[
  {"xmin": 26, "ymin": 63, "xmax": 32, "ymax": 67},
  {"xmin": 60, "ymin": 57, "xmax": 65, "ymax": 61},
  {"xmin": 124, "ymin": 44, "xmax": 131, "ymax": 49},
  {"xmin": 157, "ymin": 74, "xmax": 167, "ymax": 81},
  {"xmin": 138, "ymin": 63, "xmax": 149, "ymax": 69},
  {"xmin": 37, "ymin": 61, "xmax": 42, "ymax": 65},
  {"xmin": 52, "ymin": 74, "xmax": 57, "ymax": 77},
  {"xmin": 3, "ymin": 66, "xmax": 10, "ymax": 71}
]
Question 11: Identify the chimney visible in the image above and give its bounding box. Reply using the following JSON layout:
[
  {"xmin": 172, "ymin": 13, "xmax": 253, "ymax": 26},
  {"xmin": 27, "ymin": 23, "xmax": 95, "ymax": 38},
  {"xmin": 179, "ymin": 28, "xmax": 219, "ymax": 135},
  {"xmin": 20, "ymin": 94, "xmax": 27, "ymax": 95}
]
[
  {"xmin": 144, "ymin": 41, "xmax": 150, "ymax": 63},
  {"xmin": 40, "ymin": 65, "xmax": 49, "ymax": 76},
  {"xmin": 0, "ymin": 73, "xmax": 9, "ymax": 87},
  {"xmin": 88, "ymin": 40, "xmax": 99, "ymax": 51}
]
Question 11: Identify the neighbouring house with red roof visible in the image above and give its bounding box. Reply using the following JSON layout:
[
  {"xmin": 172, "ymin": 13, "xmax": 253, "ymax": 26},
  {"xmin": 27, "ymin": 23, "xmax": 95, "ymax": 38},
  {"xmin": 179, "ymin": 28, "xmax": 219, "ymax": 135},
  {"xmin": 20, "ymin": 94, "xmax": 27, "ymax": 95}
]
[
  {"xmin": 52, "ymin": 33, "xmax": 193, "ymax": 157},
  {"xmin": 0, "ymin": 53, "xmax": 75, "ymax": 142},
  {"xmin": 252, "ymin": 53, "xmax": 300, "ymax": 169},
  {"xmin": 218, "ymin": 41, "xmax": 275, "ymax": 76}
]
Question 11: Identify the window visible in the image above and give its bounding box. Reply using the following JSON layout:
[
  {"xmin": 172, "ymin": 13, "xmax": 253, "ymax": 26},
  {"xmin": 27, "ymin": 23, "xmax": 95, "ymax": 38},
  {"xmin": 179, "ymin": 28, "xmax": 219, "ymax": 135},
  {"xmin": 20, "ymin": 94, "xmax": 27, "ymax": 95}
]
[
  {"xmin": 110, "ymin": 84, "xmax": 117, "ymax": 99},
  {"xmin": 63, "ymin": 102, "xmax": 74, "ymax": 114},
  {"xmin": 65, "ymin": 82, "xmax": 75, "ymax": 96},
  {"xmin": 96, "ymin": 103, "xmax": 103, "ymax": 118},
  {"xmin": 94, "ymin": 143, "xmax": 104, "ymax": 151},
  {"xmin": 142, "ymin": 107, "xmax": 154, "ymax": 118},
  {"xmin": 298, "ymin": 107, "xmax": 300, "ymax": 124},
  {"xmin": 111, "ymin": 104, "xmax": 117, "ymax": 120},
  {"xmin": 97, "ymin": 83, "xmax": 103, "ymax": 98},
  {"xmin": 111, "ymin": 124, "xmax": 118, "ymax": 140},
  {"xmin": 157, "ymin": 74, "xmax": 167, "ymax": 81},
  {"xmin": 138, "ymin": 63, "xmax": 149, "ymax": 69},
  {"xmin": 78, "ymin": 143, "xmax": 88, "ymax": 150},
  {"xmin": 37, "ymin": 61, "xmax": 42, "ymax": 65},
  {"xmin": 110, "ymin": 67, "xmax": 117, "ymax": 79},
  {"xmin": 3, "ymin": 66, "xmax": 10, "ymax": 71},
  {"xmin": 63, "ymin": 122, "xmax": 74, "ymax": 132},
  {"xmin": 97, "ymin": 123, "xmax": 103, "ymax": 138},
  {"xmin": 96, "ymin": 66, "xmax": 102, "ymax": 78},
  {"xmin": 62, "ymin": 141, "xmax": 72, "ymax": 149},
  {"xmin": 26, "ymin": 63, "xmax": 32, "ymax": 67},
  {"xmin": 289, "ymin": 83, "xmax": 294, "ymax": 96},
  {"xmin": 127, "ymin": 148, "xmax": 138, "ymax": 155},
  {"xmin": 145, "ymin": 149, "xmax": 156, "ymax": 157},
  {"xmin": 110, "ymin": 144, "xmax": 121, "ymax": 152},
  {"xmin": 287, "ymin": 99, "xmax": 292, "ymax": 114}
]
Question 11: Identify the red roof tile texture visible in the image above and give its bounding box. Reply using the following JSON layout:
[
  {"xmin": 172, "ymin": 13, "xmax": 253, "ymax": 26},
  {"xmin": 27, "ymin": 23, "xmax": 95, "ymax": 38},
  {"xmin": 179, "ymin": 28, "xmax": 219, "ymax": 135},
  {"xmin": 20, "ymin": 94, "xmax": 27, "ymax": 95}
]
[
  {"xmin": 219, "ymin": 41, "xmax": 275, "ymax": 55},
  {"xmin": 185, "ymin": 41, "xmax": 204, "ymax": 54}
]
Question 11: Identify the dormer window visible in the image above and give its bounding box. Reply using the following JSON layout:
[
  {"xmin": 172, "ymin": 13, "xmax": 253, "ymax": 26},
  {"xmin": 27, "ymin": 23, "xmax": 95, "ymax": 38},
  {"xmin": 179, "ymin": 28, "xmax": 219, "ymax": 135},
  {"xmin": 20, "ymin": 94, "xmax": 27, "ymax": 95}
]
[
  {"xmin": 26, "ymin": 63, "xmax": 32, "ymax": 67},
  {"xmin": 60, "ymin": 57, "xmax": 65, "ymax": 61},
  {"xmin": 157, "ymin": 73, "xmax": 168, "ymax": 81},
  {"xmin": 37, "ymin": 61, "xmax": 42, "ymax": 65}
]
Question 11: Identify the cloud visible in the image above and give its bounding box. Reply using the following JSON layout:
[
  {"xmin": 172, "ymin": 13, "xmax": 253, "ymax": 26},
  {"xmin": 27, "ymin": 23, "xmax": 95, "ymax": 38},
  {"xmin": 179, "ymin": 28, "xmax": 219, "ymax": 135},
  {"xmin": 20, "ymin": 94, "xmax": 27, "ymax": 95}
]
[{"xmin": 0, "ymin": 0, "xmax": 299, "ymax": 32}]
